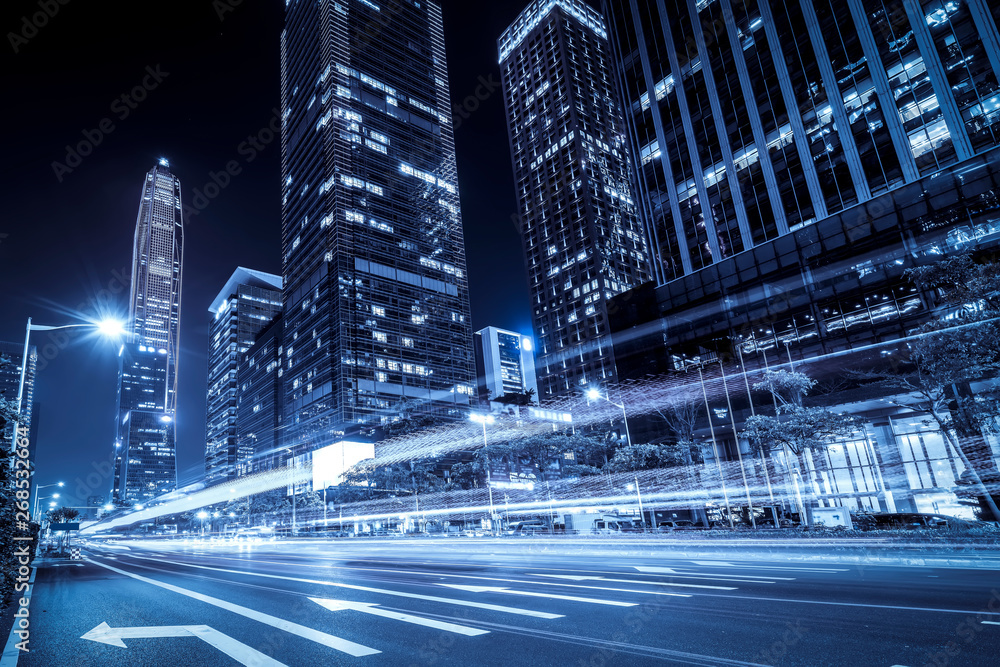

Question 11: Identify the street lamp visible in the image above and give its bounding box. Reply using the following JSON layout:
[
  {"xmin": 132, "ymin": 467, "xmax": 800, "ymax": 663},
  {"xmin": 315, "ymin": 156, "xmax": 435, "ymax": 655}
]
[
  {"xmin": 469, "ymin": 413, "xmax": 498, "ymax": 535},
  {"xmin": 586, "ymin": 387, "xmax": 631, "ymax": 446},
  {"xmin": 627, "ymin": 476, "xmax": 647, "ymax": 530},
  {"xmin": 196, "ymin": 511, "xmax": 208, "ymax": 537},
  {"xmin": 34, "ymin": 493, "xmax": 60, "ymax": 522},
  {"xmin": 11, "ymin": 317, "xmax": 126, "ymax": 453},
  {"xmin": 32, "ymin": 482, "xmax": 63, "ymax": 521}
]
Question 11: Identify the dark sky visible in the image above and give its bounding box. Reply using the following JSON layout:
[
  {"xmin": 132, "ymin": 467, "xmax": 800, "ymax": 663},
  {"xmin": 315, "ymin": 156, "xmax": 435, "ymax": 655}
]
[{"xmin": 1, "ymin": 0, "xmax": 538, "ymax": 503}]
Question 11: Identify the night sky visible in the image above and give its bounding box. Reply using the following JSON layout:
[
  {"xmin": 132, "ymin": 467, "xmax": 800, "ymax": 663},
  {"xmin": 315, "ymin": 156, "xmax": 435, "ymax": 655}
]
[{"xmin": 1, "ymin": 0, "xmax": 539, "ymax": 503}]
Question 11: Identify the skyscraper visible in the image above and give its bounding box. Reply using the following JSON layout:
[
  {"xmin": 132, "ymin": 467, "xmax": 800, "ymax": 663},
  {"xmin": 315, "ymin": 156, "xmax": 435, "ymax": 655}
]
[
  {"xmin": 601, "ymin": 0, "xmax": 1000, "ymax": 282},
  {"xmin": 604, "ymin": 1, "xmax": 1000, "ymax": 518},
  {"xmin": 112, "ymin": 160, "xmax": 184, "ymax": 503},
  {"xmin": 278, "ymin": 0, "xmax": 475, "ymax": 456},
  {"xmin": 0, "ymin": 340, "xmax": 36, "ymax": 448},
  {"xmin": 205, "ymin": 268, "xmax": 282, "ymax": 485},
  {"xmin": 498, "ymin": 0, "xmax": 652, "ymax": 401},
  {"xmin": 473, "ymin": 326, "xmax": 538, "ymax": 406}
]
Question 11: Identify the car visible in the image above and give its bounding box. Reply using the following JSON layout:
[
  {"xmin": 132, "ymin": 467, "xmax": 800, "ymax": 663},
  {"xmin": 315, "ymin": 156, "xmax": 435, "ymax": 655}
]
[
  {"xmin": 656, "ymin": 520, "xmax": 700, "ymax": 532},
  {"xmin": 860, "ymin": 512, "xmax": 974, "ymax": 530}
]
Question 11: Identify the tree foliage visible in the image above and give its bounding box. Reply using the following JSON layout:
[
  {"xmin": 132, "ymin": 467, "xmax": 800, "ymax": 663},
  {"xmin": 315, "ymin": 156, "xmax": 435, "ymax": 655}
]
[
  {"xmin": 849, "ymin": 253, "xmax": 1000, "ymax": 520},
  {"xmin": 741, "ymin": 371, "xmax": 861, "ymax": 455},
  {"xmin": 605, "ymin": 443, "xmax": 696, "ymax": 473}
]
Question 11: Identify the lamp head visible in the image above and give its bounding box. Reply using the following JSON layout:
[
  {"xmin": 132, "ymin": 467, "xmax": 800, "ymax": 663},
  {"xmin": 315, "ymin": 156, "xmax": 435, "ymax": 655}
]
[
  {"xmin": 586, "ymin": 388, "xmax": 601, "ymax": 400},
  {"xmin": 96, "ymin": 319, "xmax": 126, "ymax": 338}
]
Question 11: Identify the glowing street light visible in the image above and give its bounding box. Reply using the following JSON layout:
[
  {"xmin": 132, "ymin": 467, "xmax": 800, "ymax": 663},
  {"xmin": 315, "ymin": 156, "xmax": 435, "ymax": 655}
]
[
  {"xmin": 196, "ymin": 511, "xmax": 209, "ymax": 537},
  {"xmin": 32, "ymin": 482, "xmax": 63, "ymax": 521},
  {"xmin": 11, "ymin": 317, "xmax": 127, "ymax": 454},
  {"xmin": 587, "ymin": 387, "xmax": 631, "ymax": 446},
  {"xmin": 469, "ymin": 413, "xmax": 498, "ymax": 534}
]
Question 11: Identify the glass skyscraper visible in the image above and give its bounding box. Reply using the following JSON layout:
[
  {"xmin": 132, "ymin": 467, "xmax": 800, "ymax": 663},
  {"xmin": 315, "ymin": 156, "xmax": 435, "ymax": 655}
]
[
  {"xmin": 112, "ymin": 160, "xmax": 184, "ymax": 503},
  {"xmin": 279, "ymin": 0, "xmax": 474, "ymax": 456},
  {"xmin": 604, "ymin": 2, "xmax": 1000, "ymax": 519},
  {"xmin": 205, "ymin": 268, "xmax": 282, "ymax": 485},
  {"xmin": 602, "ymin": 0, "xmax": 1000, "ymax": 283},
  {"xmin": 498, "ymin": 0, "xmax": 652, "ymax": 401}
]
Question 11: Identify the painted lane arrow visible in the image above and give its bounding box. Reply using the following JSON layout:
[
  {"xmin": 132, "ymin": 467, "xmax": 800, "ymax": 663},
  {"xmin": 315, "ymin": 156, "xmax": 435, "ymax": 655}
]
[
  {"xmin": 310, "ymin": 598, "xmax": 489, "ymax": 636},
  {"xmin": 81, "ymin": 622, "xmax": 286, "ymax": 666}
]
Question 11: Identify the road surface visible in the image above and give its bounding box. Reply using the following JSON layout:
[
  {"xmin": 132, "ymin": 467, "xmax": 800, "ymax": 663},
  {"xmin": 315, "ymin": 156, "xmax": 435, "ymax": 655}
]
[{"xmin": 11, "ymin": 537, "xmax": 1000, "ymax": 666}]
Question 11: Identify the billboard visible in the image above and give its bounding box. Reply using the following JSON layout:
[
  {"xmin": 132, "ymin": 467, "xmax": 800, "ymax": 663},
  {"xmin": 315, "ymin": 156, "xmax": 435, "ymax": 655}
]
[{"xmin": 312, "ymin": 440, "xmax": 376, "ymax": 489}]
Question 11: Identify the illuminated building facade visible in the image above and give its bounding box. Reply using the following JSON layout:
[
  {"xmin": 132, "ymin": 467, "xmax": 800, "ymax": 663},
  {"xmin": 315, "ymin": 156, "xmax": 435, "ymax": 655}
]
[
  {"xmin": 205, "ymin": 268, "xmax": 282, "ymax": 485},
  {"xmin": 602, "ymin": 0, "xmax": 1000, "ymax": 282},
  {"xmin": 498, "ymin": 0, "xmax": 652, "ymax": 400},
  {"xmin": 112, "ymin": 160, "xmax": 184, "ymax": 503},
  {"xmin": 0, "ymin": 340, "xmax": 36, "ymax": 450},
  {"xmin": 279, "ymin": 0, "xmax": 475, "ymax": 457},
  {"xmin": 473, "ymin": 326, "xmax": 538, "ymax": 406},
  {"xmin": 604, "ymin": 1, "xmax": 1000, "ymax": 519},
  {"xmin": 236, "ymin": 315, "xmax": 284, "ymax": 475}
]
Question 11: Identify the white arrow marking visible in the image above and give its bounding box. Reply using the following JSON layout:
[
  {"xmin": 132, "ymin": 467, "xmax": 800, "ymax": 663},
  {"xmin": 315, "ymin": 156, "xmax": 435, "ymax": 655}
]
[
  {"xmin": 529, "ymin": 574, "xmax": 736, "ymax": 591},
  {"xmin": 53, "ymin": 564, "xmax": 85, "ymax": 567},
  {"xmin": 81, "ymin": 622, "xmax": 286, "ymax": 666},
  {"xmin": 310, "ymin": 598, "xmax": 489, "ymax": 636},
  {"xmin": 633, "ymin": 566, "xmax": 792, "ymax": 581},
  {"xmin": 983, "ymin": 621, "xmax": 1000, "ymax": 626},
  {"xmin": 86, "ymin": 559, "xmax": 379, "ymax": 657},
  {"xmin": 125, "ymin": 554, "xmax": 563, "ymax": 620},
  {"xmin": 439, "ymin": 584, "xmax": 638, "ymax": 606}
]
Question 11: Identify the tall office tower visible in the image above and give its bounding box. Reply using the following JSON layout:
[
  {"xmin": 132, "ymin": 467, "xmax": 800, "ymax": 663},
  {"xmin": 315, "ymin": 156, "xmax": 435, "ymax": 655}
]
[
  {"xmin": 205, "ymin": 268, "xmax": 282, "ymax": 485},
  {"xmin": 473, "ymin": 326, "xmax": 538, "ymax": 406},
  {"xmin": 279, "ymin": 0, "xmax": 475, "ymax": 455},
  {"xmin": 235, "ymin": 316, "xmax": 283, "ymax": 474},
  {"xmin": 0, "ymin": 340, "xmax": 36, "ymax": 447},
  {"xmin": 604, "ymin": 1, "xmax": 1000, "ymax": 517},
  {"xmin": 602, "ymin": 0, "xmax": 1000, "ymax": 283},
  {"xmin": 498, "ymin": 0, "xmax": 652, "ymax": 400},
  {"xmin": 112, "ymin": 159, "xmax": 184, "ymax": 503}
]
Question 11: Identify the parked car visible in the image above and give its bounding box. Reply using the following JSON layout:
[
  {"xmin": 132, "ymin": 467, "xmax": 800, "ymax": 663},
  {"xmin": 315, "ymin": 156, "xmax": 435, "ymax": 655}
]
[
  {"xmin": 656, "ymin": 520, "xmax": 700, "ymax": 532},
  {"xmin": 861, "ymin": 512, "xmax": 973, "ymax": 530}
]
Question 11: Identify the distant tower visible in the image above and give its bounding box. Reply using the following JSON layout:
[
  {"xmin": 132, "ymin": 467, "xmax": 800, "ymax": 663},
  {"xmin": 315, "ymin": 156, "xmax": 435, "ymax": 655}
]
[
  {"xmin": 498, "ymin": 0, "xmax": 652, "ymax": 400},
  {"xmin": 473, "ymin": 327, "xmax": 538, "ymax": 407},
  {"xmin": 205, "ymin": 268, "xmax": 282, "ymax": 485},
  {"xmin": 113, "ymin": 160, "xmax": 184, "ymax": 503},
  {"xmin": 278, "ymin": 0, "xmax": 475, "ymax": 456}
]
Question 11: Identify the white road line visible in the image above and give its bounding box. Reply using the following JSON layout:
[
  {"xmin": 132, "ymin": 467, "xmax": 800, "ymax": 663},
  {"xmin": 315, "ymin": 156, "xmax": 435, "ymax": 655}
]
[
  {"xmin": 689, "ymin": 561, "xmax": 847, "ymax": 573},
  {"xmin": 439, "ymin": 584, "xmax": 638, "ymax": 607},
  {"xmin": 530, "ymin": 574, "xmax": 736, "ymax": 591},
  {"xmin": 81, "ymin": 622, "xmax": 286, "ymax": 666},
  {"xmin": 310, "ymin": 598, "xmax": 489, "ymax": 636},
  {"xmin": 983, "ymin": 621, "xmax": 1000, "ymax": 626},
  {"xmin": 633, "ymin": 566, "xmax": 792, "ymax": 581},
  {"xmin": 86, "ymin": 559, "xmax": 379, "ymax": 657},
  {"xmin": 122, "ymin": 554, "xmax": 563, "ymax": 620}
]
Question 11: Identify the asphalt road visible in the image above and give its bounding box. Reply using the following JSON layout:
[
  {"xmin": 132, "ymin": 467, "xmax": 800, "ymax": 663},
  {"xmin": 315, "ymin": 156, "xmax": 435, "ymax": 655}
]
[{"xmin": 12, "ymin": 538, "xmax": 1000, "ymax": 666}]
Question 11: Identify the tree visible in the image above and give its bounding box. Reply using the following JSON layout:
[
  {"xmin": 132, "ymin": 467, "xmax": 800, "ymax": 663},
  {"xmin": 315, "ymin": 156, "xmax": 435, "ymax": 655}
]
[
  {"xmin": 605, "ymin": 443, "xmax": 692, "ymax": 473},
  {"xmin": 492, "ymin": 388, "xmax": 537, "ymax": 406},
  {"xmin": 47, "ymin": 507, "xmax": 79, "ymax": 523},
  {"xmin": 849, "ymin": 253, "xmax": 1000, "ymax": 521},
  {"xmin": 741, "ymin": 370, "xmax": 861, "ymax": 520}
]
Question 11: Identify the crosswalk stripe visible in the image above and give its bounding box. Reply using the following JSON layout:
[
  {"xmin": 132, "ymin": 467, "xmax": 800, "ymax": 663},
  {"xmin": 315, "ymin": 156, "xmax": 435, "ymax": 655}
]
[
  {"xmin": 86, "ymin": 559, "xmax": 379, "ymax": 657},
  {"xmin": 123, "ymin": 554, "xmax": 564, "ymax": 620},
  {"xmin": 310, "ymin": 597, "xmax": 489, "ymax": 636}
]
